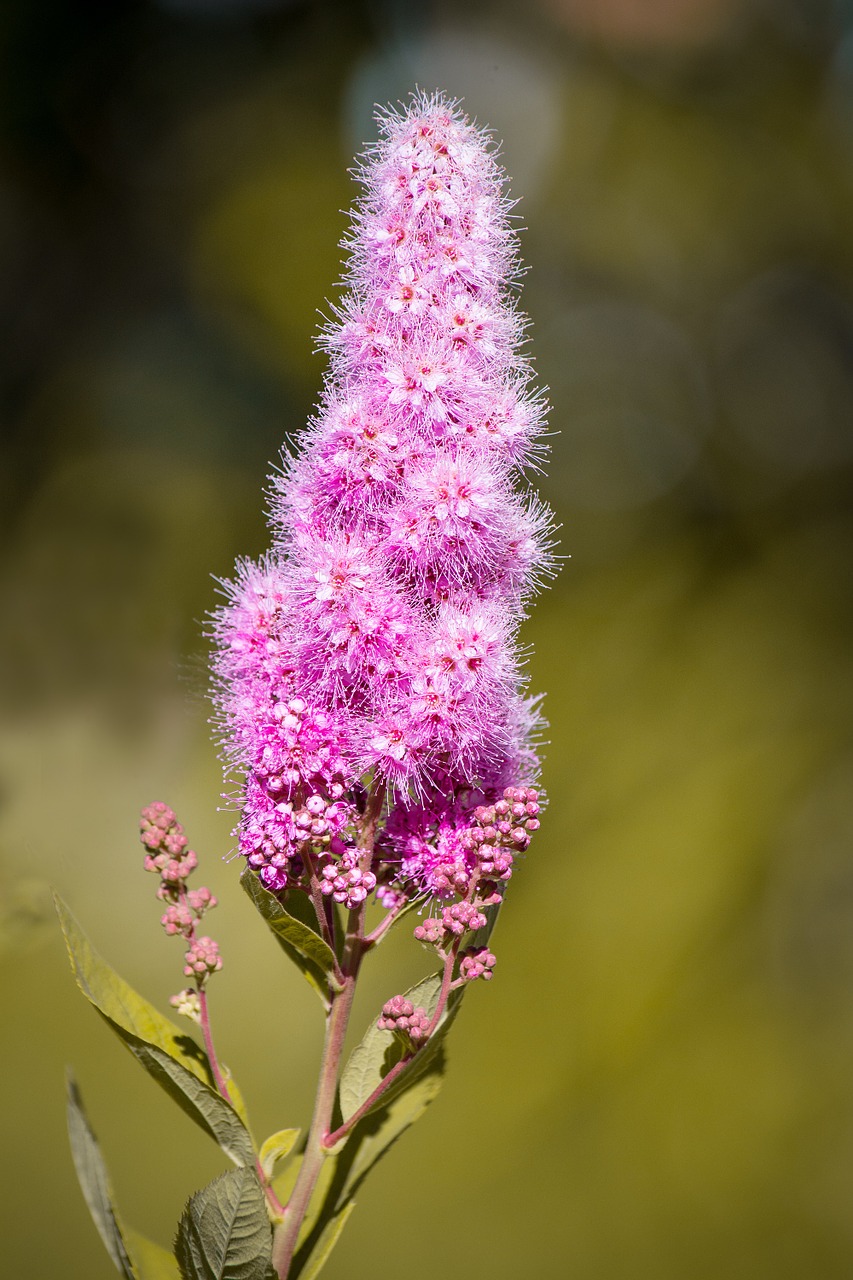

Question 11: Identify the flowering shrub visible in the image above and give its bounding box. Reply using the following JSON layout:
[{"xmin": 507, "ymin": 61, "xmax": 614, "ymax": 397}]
[{"xmin": 59, "ymin": 91, "xmax": 552, "ymax": 1280}]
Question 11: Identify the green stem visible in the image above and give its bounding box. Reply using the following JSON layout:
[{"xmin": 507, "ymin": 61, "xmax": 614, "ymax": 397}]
[{"xmin": 302, "ymin": 848, "xmax": 335, "ymax": 951}]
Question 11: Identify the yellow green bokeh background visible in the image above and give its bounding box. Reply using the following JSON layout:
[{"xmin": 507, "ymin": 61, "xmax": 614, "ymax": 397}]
[{"xmin": 2, "ymin": 2, "xmax": 853, "ymax": 1276}]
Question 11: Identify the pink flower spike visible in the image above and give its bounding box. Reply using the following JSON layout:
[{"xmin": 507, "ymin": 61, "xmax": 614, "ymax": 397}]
[{"xmin": 211, "ymin": 92, "xmax": 552, "ymax": 912}]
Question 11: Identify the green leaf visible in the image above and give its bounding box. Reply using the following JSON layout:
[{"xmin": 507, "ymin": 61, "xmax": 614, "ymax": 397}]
[
  {"xmin": 240, "ymin": 871, "xmax": 340, "ymax": 1007},
  {"xmin": 339, "ymin": 971, "xmax": 457, "ymax": 1124},
  {"xmin": 66, "ymin": 1070, "xmax": 136, "ymax": 1279},
  {"xmin": 339, "ymin": 1057, "xmax": 445, "ymax": 1200},
  {"xmin": 56, "ymin": 894, "xmax": 254, "ymax": 1166},
  {"xmin": 259, "ymin": 1128, "xmax": 300, "ymax": 1179},
  {"xmin": 175, "ymin": 1169, "xmax": 276, "ymax": 1280},
  {"xmin": 66, "ymin": 1070, "xmax": 182, "ymax": 1280},
  {"xmin": 124, "ymin": 1041, "xmax": 256, "ymax": 1168},
  {"xmin": 295, "ymin": 1202, "xmax": 355, "ymax": 1280},
  {"xmin": 126, "ymin": 1231, "xmax": 181, "ymax": 1280}
]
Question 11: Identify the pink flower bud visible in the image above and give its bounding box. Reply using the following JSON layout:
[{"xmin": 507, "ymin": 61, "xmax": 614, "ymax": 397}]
[
  {"xmin": 184, "ymin": 936, "xmax": 222, "ymax": 980},
  {"xmin": 460, "ymin": 946, "xmax": 497, "ymax": 982},
  {"xmin": 160, "ymin": 903, "xmax": 193, "ymax": 936}
]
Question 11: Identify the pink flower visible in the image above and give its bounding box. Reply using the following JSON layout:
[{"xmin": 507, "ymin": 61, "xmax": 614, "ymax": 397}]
[{"xmin": 211, "ymin": 93, "xmax": 551, "ymax": 900}]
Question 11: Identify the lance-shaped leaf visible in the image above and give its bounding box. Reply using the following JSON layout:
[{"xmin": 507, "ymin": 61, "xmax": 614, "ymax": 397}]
[
  {"xmin": 339, "ymin": 971, "xmax": 461, "ymax": 1125},
  {"xmin": 240, "ymin": 871, "xmax": 340, "ymax": 1007},
  {"xmin": 295, "ymin": 1202, "xmax": 356, "ymax": 1280},
  {"xmin": 338, "ymin": 1056, "xmax": 445, "ymax": 1200},
  {"xmin": 123, "ymin": 1041, "xmax": 256, "ymax": 1168},
  {"xmin": 174, "ymin": 1168, "xmax": 276, "ymax": 1280},
  {"xmin": 67, "ymin": 1071, "xmax": 181, "ymax": 1280},
  {"xmin": 56, "ymin": 894, "xmax": 254, "ymax": 1167},
  {"xmin": 67, "ymin": 1070, "xmax": 136, "ymax": 1279}
]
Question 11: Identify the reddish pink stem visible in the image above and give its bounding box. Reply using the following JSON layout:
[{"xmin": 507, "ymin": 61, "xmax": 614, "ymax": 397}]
[
  {"xmin": 322, "ymin": 944, "xmax": 459, "ymax": 1150},
  {"xmin": 182, "ymin": 894, "xmax": 285, "ymax": 1218},
  {"xmin": 363, "ymin": 900, "xmax": 406, "ymax": 948},
  {"xmin": 270, "ymin": 782, "xmax": 385, "ymax": 1279},
  {"xmin": 197, "ymin": 986, "xmax": 233, "ymax": 1102}
]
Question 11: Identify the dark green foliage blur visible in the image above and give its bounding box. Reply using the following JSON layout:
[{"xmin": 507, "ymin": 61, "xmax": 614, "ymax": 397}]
[{"xmin": 2, "ymin": 0, "xmax": 853, "ymax": 1276}]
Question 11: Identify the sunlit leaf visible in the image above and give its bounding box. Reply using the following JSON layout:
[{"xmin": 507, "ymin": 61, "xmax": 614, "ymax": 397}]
[
  {"xmin": 294, "ymin": 1202, "xmax": 355, "ymax": 1280},
  {"xmin": 339, "ymin": 1058, "xmax": 445, "ymax": 1200},
  {"xmin": 174, "ymin": 1168, "xmax": 276, "ymax": 1280},
  {"xmin": 56, "ymin": 894, "xmax": 254, "ymax": 1165},
  {"xmin": 259, "ymin": 1128, "xmax": 300, "ymax": 1179},
  {"xmin": 126, "ymin": 1230, "xmax": 181, "ymax": 1280},
  {"xmin": 240, "ymin": 871, "xmax": 340, "ymax": 1007}
]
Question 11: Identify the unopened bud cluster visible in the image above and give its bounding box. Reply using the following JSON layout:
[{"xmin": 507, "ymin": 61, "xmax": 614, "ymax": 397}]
[
  {"xmin": 459, "ymin": 946, "xmax": 496, "ymax": 981},
  {"xmin": 139, "ymin": 803, "xmax": 222, "ymax": 995},
  {"xmin": 405, "ymin": 785, "xmax": 540, "ymax": 986},
  {"xmin": 414, "ymin": 901, "xmax": 488, "ymax": 945},
  {"xmin": 141, "ymin": 801, "xmax": 198, "ymax": 885},
  {"xmin": 319, "ymin": 847, "xmax": 377, "ymax": 909},
  {"xmin": 377, "ymin": 995, "xmax": 431, "ymax": 1044},
  {"xmin": 468, "ymin": 785, "xmax": 541, "ymax": 861}
]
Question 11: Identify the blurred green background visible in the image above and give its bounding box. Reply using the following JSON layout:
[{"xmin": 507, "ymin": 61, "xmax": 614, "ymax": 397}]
[{"xmin": 2, "ymin": 0, "xmax": 853, "ymax": 1275}]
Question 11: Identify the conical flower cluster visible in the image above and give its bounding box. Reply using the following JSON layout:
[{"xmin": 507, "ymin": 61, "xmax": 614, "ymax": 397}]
[{"xmin": 212, "ymin": 93, "xmax": 551, "ymax": 907}]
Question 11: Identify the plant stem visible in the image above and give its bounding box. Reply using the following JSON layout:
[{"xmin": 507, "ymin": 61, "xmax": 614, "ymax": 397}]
[
  {"xmin": 271, "ymin": 969, "xmax": 358, "ymax": 1276},
  {"xmin": 425, "ymin": 944, "xmax": 458, "ymax": 1039},
  {"xmin": 271, "ymin": 781, "xmax": 385, "ymax": 1278},
  {"xmin": 322, "ymin": 1048, "xmax": 412, "ymax": 1151},
  {"xmin": 358, "ymin": 781, "xmax": 386, "ymax": 855},
  {"xmin": 198, "ymin": 985, "xmax": 286, "ymax": 1218},
  {"xmin": 197, "ymin": 986, "xmax": 232, "ymax": 1102},
  {"xmin": 363, "ymin": 900, "xmax": 405, "ymax": 948},
  {"xmin": 302, "ymin": 848, "xmax": 334, "ymax": 950}
]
